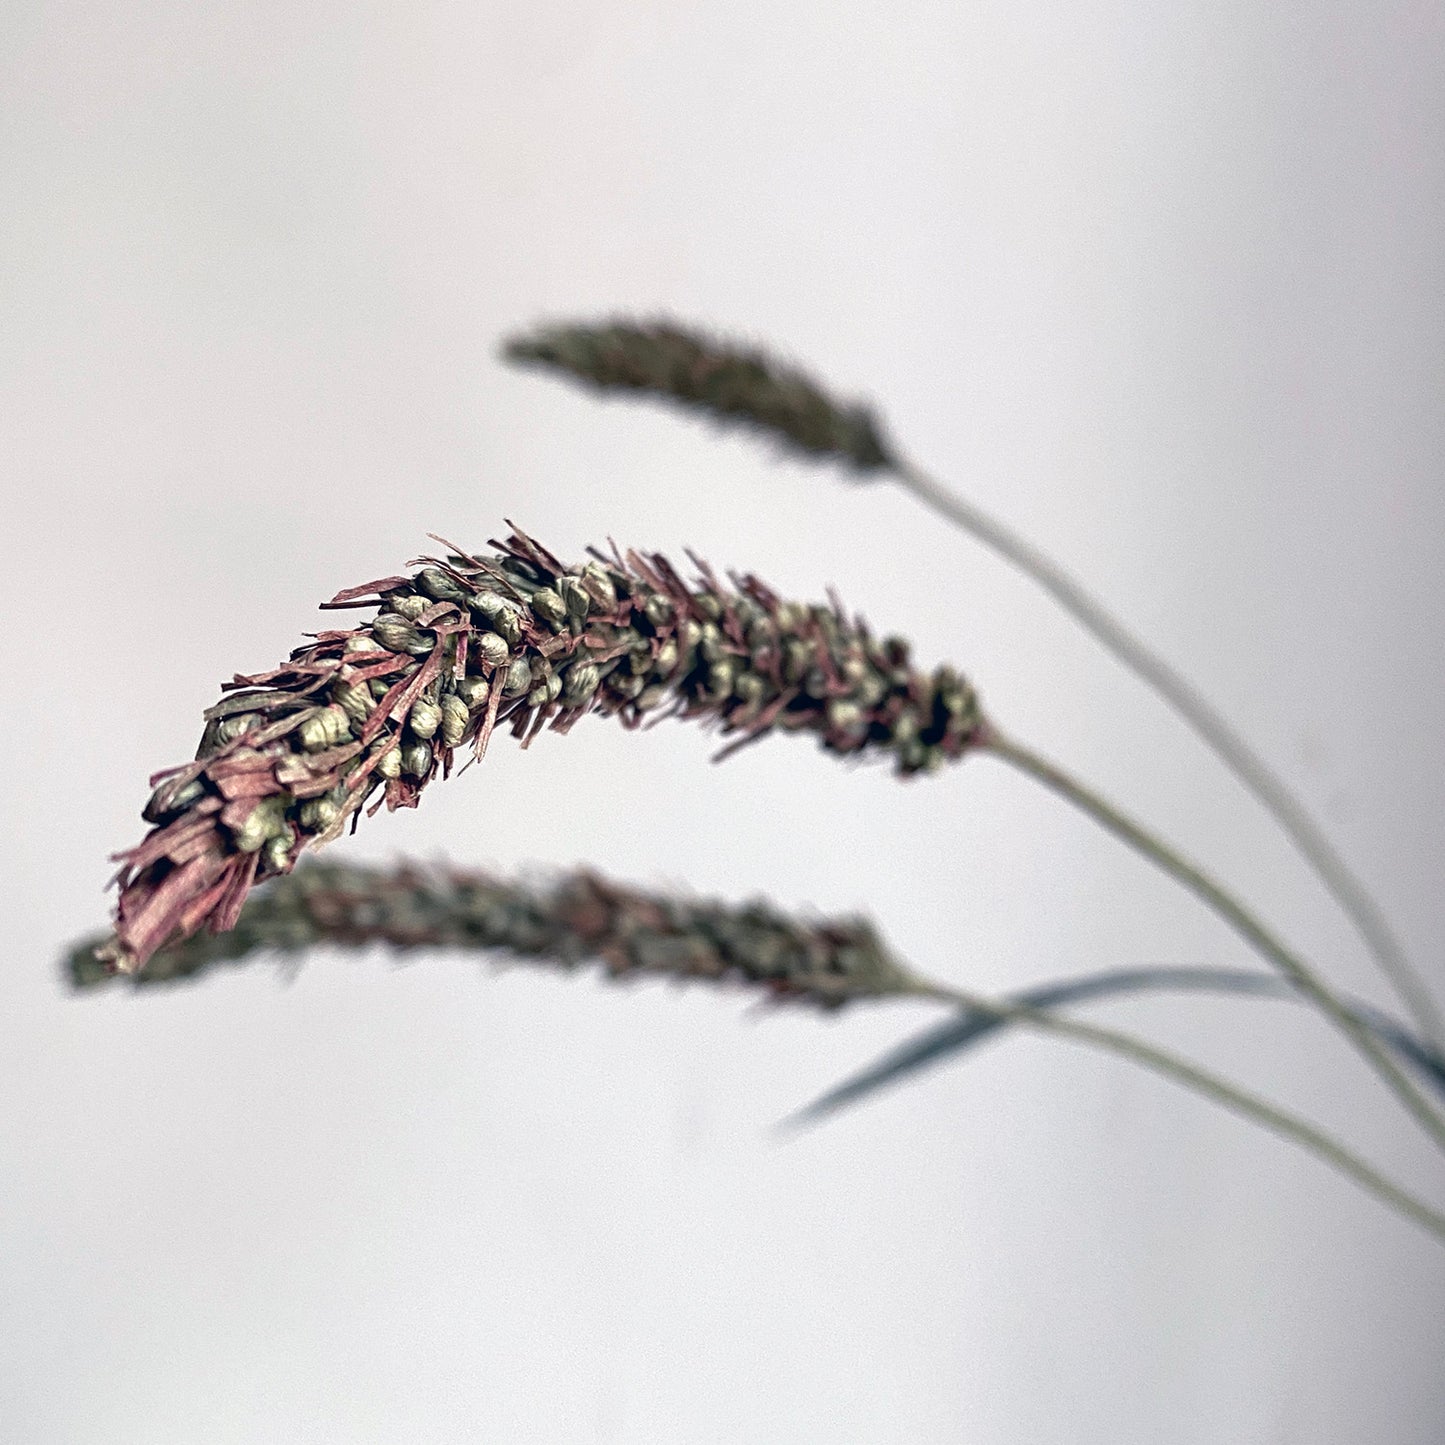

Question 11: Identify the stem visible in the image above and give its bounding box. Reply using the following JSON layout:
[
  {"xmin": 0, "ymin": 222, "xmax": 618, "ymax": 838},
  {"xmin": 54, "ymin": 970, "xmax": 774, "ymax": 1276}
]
[
  {"xmin": 892, "ymin": 456, "xmax": 1444, "ymax": 1049},
  {"xmin": 901, "ymin": 977, "xmax": 1445, "ymax": 1244},
  {"xmin": 979, "ymin": 722, "xmax": 1445, "ymax": 1156}
]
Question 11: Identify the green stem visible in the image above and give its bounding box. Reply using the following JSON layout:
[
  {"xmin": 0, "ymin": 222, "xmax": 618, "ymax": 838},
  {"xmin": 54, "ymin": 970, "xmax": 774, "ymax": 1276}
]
[
  {"xmin": 978, "ymin": 722, "xmax": 1445, "ymax": 1156},
  {"xmin": 893, "ymin": 456, "xmax": 1444, "ymax": 1050},
  {"xmin": 901, "ymin": 976, "xmax": 1445, "ymax": 1244}
]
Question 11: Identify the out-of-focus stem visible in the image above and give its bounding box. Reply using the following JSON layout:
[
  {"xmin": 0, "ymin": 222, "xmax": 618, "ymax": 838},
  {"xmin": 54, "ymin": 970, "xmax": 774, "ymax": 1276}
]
[
  {"xmin": 979, "ymin": 723, "xmax": 1445, "ymax": 1156},
  {"xmin": 893, "ymin": 455, "xmax": 1443, "ymax": 1050},
  {"xmin": 899, "ymin": 976, "xmax": 1445, "ymax": 1245}
]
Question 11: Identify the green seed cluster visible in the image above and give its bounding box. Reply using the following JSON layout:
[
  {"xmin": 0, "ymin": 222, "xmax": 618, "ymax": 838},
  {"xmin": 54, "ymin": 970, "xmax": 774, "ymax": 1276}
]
[
  {"xmin": 75, "ymin": 860, "xmax": 914, "ymax": 1009},
  {"xmin": 503, "ymin": 319, "xmax": 893, "ymax": 471},
  {"xmin": 103, "ymin": 528, "xmax": 981, "ymax": 974}
]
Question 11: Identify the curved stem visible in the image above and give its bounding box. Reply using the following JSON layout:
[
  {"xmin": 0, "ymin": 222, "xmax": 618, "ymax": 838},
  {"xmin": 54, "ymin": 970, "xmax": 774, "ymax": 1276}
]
[
  {"xmin": 893, "ymin": 456, "xmax": 1444, "ymax": 1049},
  {"xmin": 899, "ymin": 977, "xmax": 1445, "ymax": 1244},
  {"xmin": 978, "ymin": 722, "xmax": 1445, "ymax": 1156}
]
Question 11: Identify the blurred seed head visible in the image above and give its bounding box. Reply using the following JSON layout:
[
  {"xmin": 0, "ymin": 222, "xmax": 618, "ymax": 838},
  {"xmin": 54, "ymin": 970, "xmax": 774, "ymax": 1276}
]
[
  {"xmin": 502, "ymin": 316, "xmax": 895, "ymax": 468},
  {"xmin": 73, "ymin": 859, "xmax": 916, "ymax": 1011}
]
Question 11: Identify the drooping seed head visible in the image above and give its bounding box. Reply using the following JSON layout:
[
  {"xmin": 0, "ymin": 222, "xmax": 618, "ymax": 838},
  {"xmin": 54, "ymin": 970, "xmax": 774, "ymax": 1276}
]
[
  {"xmin": 97, "ymin": 525, "xmax": 984, "ymax": 975},
  {"xmin": 580, "ymin": 561, "xmax": 618, "ymax": 612},
  {"xmin": 232, "ymin": 797, "xmax": 287, "ymax": 854},
  {"xmin": 472, "ymin": 591, "xmax": 524, "ymax": 645},
  {"xmin": 390, "ymin": 594, "xmax": 430, "ymax": 622},
  {"xmin": 216, "ymin": 714, "xmax": 259, "ymax": 744},
  {"xmin": 298, "ymin": 797, "xmax": 340, "ymax": 832},
  {"xmin": 561, "ymin": 661, "xmax": 600, "ymax": 706},
  {"xmin": 261, "ymin": 830, "xmax": 293, "ymax": 874},
  {"xmin": 297, "ymin": 704, "xmax": 351, "ymax": 753},
  {"xmin": 143, "ymin": 774, "xmax": 204, "ymax": 824}
]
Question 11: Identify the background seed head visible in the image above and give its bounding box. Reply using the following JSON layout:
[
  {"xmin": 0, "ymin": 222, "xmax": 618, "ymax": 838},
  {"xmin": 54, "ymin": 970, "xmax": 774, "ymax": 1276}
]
[{"xmin": 502, "ymin": 318, "xmax": 895, "ymax": 472}]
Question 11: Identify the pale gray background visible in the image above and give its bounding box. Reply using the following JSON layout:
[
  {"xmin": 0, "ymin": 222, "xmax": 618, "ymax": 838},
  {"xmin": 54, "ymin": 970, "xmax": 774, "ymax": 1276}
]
[{"xmin": 3, "ymin": 3, "xmax": 1443, "ymax": 1441}]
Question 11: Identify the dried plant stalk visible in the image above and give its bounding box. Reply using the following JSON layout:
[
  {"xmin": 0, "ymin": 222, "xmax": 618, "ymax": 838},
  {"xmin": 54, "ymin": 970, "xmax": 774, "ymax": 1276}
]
[
  {"xmin": 503, "ymin": 320, "xmax": 893, "ymax": 470},
  {"xmin": 101, "ymin": 528, "xmax": 980, "ymax": 974}
]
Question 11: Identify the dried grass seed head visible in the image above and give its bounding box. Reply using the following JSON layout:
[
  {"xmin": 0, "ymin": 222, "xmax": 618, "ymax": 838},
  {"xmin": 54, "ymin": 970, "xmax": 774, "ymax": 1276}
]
[
  {"xmin": 74, "ymin": 860, "xmax": 916, "ymax": 1010},
  {"xmin": 100, "ymin": 526, "xmax": 983, "ymax": 975},
  {"xmin": 503, "ymin": 318, "xmax": 894, "ymax": 472}
]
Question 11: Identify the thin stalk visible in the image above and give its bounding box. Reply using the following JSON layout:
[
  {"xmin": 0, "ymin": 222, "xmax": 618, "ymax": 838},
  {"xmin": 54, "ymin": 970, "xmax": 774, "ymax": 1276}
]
[
  {"xmin": 899, "ymin": 976, "xmax": 1445, "ymax": 1245},
  {"xmin": 793, "ymin": 968, "xmax": 1445, "ymax": 1123},
  {"xmin": 893, "ymin": 456, "xmax": 1443, "ymax": 1049},
  {"xmin": 979, "ymin": 722, "xmax": 1445, "ymax": 1156}
]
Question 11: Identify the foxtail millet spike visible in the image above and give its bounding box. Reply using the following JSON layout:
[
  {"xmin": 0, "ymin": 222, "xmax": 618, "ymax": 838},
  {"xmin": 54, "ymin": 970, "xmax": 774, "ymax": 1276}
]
[
  {"xmin": 100, "ymin": 527, "xmax": 982, "ymax": 974},
  {"xmin": 502, "ymin": 319, "xmax": 894, "ymax": 471},
  {"xmin": 72, "ymin": 859, "xmax": 915, "ymax": 1009}
]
